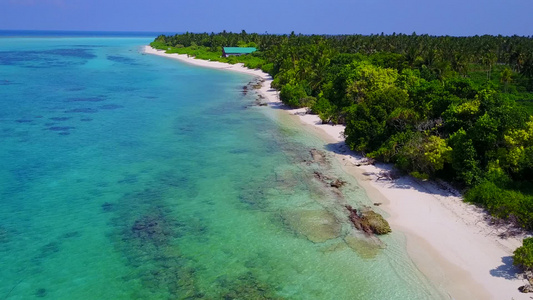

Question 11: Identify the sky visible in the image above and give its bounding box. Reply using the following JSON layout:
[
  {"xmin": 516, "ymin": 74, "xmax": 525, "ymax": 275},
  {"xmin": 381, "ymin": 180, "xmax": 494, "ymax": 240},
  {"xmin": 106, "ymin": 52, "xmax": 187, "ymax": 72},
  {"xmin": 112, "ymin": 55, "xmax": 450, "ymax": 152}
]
[{"xmin": 0, "ymin": 0, "xmax": 532, "ymax": 36}]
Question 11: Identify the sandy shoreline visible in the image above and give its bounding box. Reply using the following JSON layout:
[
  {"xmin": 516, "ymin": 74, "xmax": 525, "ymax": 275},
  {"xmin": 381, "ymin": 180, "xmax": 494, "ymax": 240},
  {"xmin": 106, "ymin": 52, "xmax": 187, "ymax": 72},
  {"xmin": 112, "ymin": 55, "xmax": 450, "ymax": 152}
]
[{"xmin": 144, "ymin": 45, "xmax": 529, "ymax": 300}]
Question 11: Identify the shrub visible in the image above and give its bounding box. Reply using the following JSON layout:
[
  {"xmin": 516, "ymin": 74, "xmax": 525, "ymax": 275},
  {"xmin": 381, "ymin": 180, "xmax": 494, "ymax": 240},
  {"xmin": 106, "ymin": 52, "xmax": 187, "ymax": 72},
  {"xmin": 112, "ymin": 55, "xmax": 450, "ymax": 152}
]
[
  {"xmin": 299, "ymin": 96, "xmax": 316, "ymax": 108},
  {"xmin": 465, "ymin": 180, "xmax": 533, "ymax": 229},
  {"xmin": 279, "ymin": 83, "xmax": 307, "ymax": 107},
  {"xmin": 242, "ymin": 57, "xmax": 264, "ymax": 69},
  {"xmin": 149, "ymin": 41, "xmax": 167, "ymax": 50},
  {"xmin": 514, "ymin": 237, "xmax": 533, "ymax": 271},
  {"xmin": 261, "ymin": 63, "xmax": 274, "ymax": 74},
  {"xmin": 410, "ymin": 171, "xmax": 430, "ymax": 180}
]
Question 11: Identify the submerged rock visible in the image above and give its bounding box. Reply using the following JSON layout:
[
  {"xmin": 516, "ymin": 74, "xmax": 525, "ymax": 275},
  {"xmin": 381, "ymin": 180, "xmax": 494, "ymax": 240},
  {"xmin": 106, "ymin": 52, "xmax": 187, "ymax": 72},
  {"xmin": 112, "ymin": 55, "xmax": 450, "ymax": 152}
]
[
  {"xmin": 313, "ymin": 171, "xmax": 331, "ymax": 182},
  {"xmin": 330, "ymin": 178, "xmax": 347, "ymax": 189},
  {"xmin": 312, "ymin": 171, "xmax": 346, "ymax": 197},
  {"xmin": 274, "ymin": 169, "xmax": 300, "ymax": 192},
  {"xmin": 113, "ymin": 198, "xmax": 204, "ymax": 298},
  {"xmin": 131, "ymin": 214, "xmax": 171, "ymax": 246},
  {"xmin": 281, "ymin": 210, "xmax": 341, "ymax": 243},
  {"xmin": 216, "ymin": 272, "xmax": 284, "ymax": 300},
  {"xmin": 343, "ymin": 235, "xmax": 382, "ymax": 259},
  {"xmin": 239, "ymin": 188, "xmax": 268, "ymax": 210},
  {"xmin": 320, "ymin": 242, "xmax": 348, "ymax": 254},
  {"xmin": 309, "ymin": 149, "xmax": 328, "ymax": 165}
]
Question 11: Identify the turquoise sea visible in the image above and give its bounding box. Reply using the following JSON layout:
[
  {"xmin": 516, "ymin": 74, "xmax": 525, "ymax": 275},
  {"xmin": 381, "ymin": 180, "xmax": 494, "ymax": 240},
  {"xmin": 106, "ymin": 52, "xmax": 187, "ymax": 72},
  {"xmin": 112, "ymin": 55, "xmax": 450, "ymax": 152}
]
[{"xmin": 0, "ymin": 33, "xmax": 447, "ymax": 299}]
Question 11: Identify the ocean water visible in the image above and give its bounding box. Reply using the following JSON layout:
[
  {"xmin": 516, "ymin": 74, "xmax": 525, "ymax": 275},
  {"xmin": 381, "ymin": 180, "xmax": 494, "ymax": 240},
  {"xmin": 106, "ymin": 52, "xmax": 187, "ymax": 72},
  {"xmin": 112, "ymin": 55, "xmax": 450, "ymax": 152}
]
[{"xmin": 0, "ymin": 34, "xmax": 447, "ymax": 299}]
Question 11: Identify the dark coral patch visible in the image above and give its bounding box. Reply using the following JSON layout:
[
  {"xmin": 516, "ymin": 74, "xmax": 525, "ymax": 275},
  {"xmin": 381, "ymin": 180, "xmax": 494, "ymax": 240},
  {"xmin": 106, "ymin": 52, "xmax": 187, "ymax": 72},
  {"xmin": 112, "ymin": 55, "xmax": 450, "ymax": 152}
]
[
  {"xmin": 40, "ymin": 242, "xmax": 60, "ymax": 257},
  {"xmin": 35, "ymin": 288, "xmax": 47, "ymax": 297},
  {"xmin": 65, "ymin": 108, "xmax": 98, "ymax": 113},
  {"xmin": 65, "ymin": 97, "xmax": 105, "ymax": 103},
  {"xmin": 101, "ymin": 202, "xmax": 115, "ymax": 212},
  {"xmin": 0, "ymin": 48, "xmax": 95, "ymax": 68},
  {"xmin": 61, "ymin": 231, "xmax": 80, "ymax": 239},
  {"xmin": 118, "ymin": 174, "xmax": 138, "ymax": 184},
  {"xmin": 99, "ymin": 104, "xmax": 124, "ymax": 110},
  {"xmin": 49, "ymin": 117, "xmax": 71, "ymax": 121},
  {"xmin": 48, "ymin": 126, "xmax": 75, "ymax": 131},
  {"xmin": 47, "ymin": 48, "xmax": 96, "ymax": 59},
  {"xmin": 107, "ymin": 55, "xmax": 137, "ymax": 64}
]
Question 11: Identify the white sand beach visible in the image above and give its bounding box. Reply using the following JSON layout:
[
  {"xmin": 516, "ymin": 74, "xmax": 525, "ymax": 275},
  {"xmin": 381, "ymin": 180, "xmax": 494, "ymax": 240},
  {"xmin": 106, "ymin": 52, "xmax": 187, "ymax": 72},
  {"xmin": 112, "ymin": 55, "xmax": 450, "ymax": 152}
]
[{"xmin": 144, "ymin": 45, "xmax": 530, "ymax": 300}]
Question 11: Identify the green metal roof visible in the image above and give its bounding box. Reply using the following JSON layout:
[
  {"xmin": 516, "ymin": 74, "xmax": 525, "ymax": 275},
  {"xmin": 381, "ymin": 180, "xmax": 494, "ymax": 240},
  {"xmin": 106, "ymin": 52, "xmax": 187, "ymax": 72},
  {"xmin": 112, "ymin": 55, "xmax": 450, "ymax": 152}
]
[{"xmin": 223, "ymin": 47, "xmax": 257, "ymax": 54}]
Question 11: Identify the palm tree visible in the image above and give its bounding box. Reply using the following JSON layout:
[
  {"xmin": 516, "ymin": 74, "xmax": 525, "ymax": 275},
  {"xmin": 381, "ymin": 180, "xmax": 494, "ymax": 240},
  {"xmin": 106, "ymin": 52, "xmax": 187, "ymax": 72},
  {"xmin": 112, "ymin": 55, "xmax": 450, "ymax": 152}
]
[
  {"xmin": 500, "ymin": 67, "xmax": 513, "ymax": 93},
  {"xmin": 521, "ymin": 54, "xmax": 533, "ymax": 90},
  {"xmin": 483, "ymin": 52, "xmax": 498, "ymax": 80}
]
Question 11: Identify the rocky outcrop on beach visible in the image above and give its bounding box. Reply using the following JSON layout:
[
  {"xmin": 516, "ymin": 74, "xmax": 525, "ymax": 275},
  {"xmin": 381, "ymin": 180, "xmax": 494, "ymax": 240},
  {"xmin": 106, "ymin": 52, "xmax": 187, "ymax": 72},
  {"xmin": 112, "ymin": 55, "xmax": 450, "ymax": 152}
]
[
  {"xmin": 519, "ymin": 284, "xmax": 533, "ymax": 293},
  {"xmin": 518, "ymin": 272, "xmax": 533, "ymax": 293},
  {"xmin": 312, "ymin": 171, "xmax": 346, "ymax": 189},
  {"xmin": 362, "ymin": 210, "xmax": 392, "ymax": 235},
  {"xmin": 345, "ymin": 205, "xmax": 391, "ymax": 235},
  {"xmin": 242, "ymin": 78, "xmax": 269, "ymax": 107}
]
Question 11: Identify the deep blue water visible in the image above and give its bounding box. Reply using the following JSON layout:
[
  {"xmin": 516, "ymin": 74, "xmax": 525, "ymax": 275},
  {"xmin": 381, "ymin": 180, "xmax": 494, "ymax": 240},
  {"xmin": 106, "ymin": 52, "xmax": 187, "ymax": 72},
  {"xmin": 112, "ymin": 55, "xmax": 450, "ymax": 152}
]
[
  {"xmin": 0, "ymin": 30, "xmax": 177, "ymax": 38},
  {"xmin": 0, "ymin": 34, "xmax": 446, "ymax": 299}
]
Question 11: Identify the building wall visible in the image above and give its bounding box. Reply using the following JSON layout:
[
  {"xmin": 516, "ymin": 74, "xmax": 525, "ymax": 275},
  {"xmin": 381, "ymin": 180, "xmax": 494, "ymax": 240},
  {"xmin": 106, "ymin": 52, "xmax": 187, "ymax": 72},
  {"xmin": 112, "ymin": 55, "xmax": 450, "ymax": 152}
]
[{"xmin": 224, "ymin": 53, "xmax": 244, "ymax": 57}]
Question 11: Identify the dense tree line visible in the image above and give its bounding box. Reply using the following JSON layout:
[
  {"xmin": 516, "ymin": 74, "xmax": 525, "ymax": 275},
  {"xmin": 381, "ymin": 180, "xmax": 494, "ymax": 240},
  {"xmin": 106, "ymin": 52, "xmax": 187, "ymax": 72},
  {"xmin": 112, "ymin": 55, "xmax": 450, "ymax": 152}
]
[
  {"xmin": 152, "ymin": 32, "xmax": 533, "ymax": 229},
  {"xmin": 154, "ymin": 31, "xmax": 533, "ymax": 82}
]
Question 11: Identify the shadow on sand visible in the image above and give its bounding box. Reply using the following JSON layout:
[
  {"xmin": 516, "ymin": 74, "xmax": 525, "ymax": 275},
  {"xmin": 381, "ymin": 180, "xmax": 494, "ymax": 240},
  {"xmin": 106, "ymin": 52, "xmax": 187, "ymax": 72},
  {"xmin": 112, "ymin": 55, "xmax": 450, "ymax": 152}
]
[{"xmin": 490, "ymin": 256, "xmax": 521, "ymax": 280}]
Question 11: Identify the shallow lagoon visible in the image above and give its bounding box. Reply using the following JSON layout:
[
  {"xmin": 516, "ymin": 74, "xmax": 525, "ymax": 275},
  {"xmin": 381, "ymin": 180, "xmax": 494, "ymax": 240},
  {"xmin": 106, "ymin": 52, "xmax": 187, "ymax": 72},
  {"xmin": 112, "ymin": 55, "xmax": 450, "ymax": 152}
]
[{"xmin": 0, "ymin": 36, "xmax": 446, "ymax": 299}]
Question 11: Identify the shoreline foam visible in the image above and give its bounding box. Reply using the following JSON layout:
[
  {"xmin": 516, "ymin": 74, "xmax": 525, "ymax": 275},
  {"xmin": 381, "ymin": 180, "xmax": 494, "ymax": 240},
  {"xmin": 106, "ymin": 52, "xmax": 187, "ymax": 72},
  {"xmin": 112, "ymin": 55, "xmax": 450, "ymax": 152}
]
[{"xmin": 144, "ymin": 45, "xmax": 529, "ymax": 300}]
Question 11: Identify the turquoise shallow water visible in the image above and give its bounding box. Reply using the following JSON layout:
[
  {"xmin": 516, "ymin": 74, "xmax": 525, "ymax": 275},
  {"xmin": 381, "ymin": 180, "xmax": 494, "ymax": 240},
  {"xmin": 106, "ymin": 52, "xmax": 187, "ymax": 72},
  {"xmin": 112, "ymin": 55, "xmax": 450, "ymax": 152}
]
[{"xmin": 0, "ymin": 36, "xmax": 447, "ymax": 299}]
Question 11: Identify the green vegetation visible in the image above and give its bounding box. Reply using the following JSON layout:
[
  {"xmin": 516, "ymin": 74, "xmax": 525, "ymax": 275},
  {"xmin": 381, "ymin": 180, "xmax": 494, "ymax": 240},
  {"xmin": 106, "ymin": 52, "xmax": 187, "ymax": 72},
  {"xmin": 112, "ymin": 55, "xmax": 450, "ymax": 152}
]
[
  {"xmin": 153, "ymin": 31, "xmax": 533, "ymax": 229},
  {"xmin": 514, "ymin": 237, "xmax": 533, "ymax": 270},
  {"xmin": 150, "ymin": 35, "xmax": 266, "ymax": 70}
]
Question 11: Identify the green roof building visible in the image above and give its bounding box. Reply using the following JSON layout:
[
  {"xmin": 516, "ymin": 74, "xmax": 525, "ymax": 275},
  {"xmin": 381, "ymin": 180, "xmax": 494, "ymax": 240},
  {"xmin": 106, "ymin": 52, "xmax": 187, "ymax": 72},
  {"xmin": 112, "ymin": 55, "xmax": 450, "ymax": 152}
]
[{"xmin": 222, "ymin": 47, "xmax": 257, "ymax": 57}]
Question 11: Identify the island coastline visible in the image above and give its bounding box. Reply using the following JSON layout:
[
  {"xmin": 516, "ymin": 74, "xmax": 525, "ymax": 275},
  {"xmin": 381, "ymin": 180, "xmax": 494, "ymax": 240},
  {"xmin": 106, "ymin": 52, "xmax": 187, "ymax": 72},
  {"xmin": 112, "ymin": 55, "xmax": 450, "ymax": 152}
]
[{"xmin": 144, "ymin": 45, "xmax": 529, "ymax": 300}]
